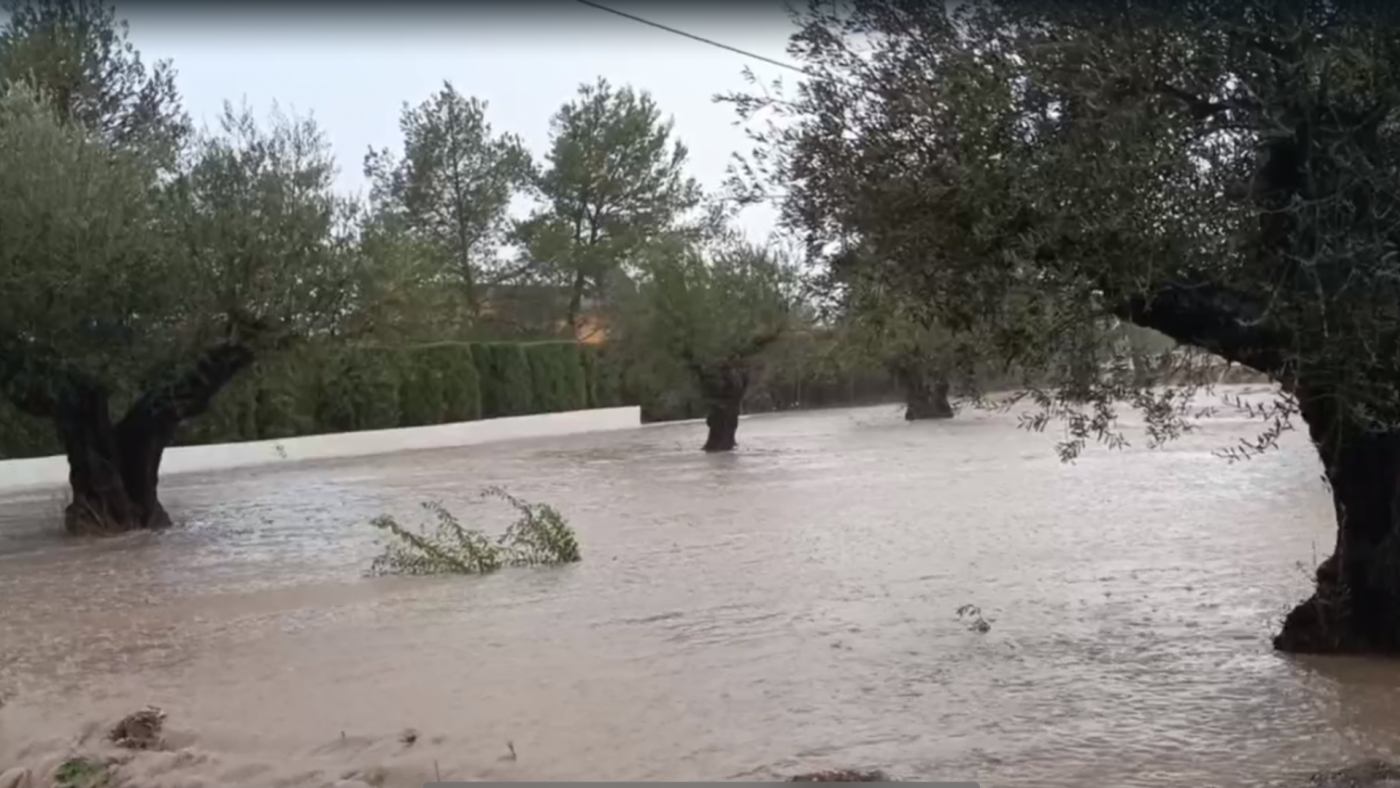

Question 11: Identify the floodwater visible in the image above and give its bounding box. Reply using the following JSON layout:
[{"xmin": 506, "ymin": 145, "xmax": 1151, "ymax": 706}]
[{"xmin": 0, "ymin": 387, "xmax": 1393, "ymax": 787}]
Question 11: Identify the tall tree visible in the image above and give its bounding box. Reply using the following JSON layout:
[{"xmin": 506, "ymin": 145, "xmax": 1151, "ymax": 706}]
[
  {"xmin": 364, "ymin": 81, "xmax": 534, "ymax": 323},
  {"xmin": 729, "ymin": 0, "xmax": 1400, "ymax": 655},
  {"xmin": 519, "ymin": 77, "xmax": 702, "ymax": 331},
  {"xmin": 0, "ymin": 7, "xmax": 363, "ymax": 535},
  {"xmin": 611, "ymin": 234, "xmax": 798, "ymax": 452}
]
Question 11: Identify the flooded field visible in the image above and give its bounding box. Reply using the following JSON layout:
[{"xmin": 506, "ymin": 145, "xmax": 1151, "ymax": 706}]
[{"xmin": 0, "ymin": 389, "xmax": 1395, "ymax": 787}]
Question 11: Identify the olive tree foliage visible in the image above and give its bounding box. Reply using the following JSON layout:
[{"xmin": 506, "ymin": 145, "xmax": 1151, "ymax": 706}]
[
  {"xmin": 721, "ymin": 0, "xmax": 1304, "ymax": 459},
  {"xmin": 610, "ymin": 231, "xmax": 800, "ymax": 451},
  {"xmin": 726, "ymin": 0, "xmax": 1400, "ymax": 654},
  {"xmin": 363, "ymin": 81, "xmax": 534, "ymax": 321},
  {"xmin": 0, "ymin": 0, "xmax": 188, "ymax": 152},
  {"xmin": 174, "ymin": 101, "xmax": 362, "ymax": 349},
  {"xmin": 517, "ymin": 78, "xmax": 704, "ymax": 329},
  {"xmin": 340, "ymin": 216, "xmax": 456, "ymax": 342},
  {"xmin": 0, "ymin": 82, "xmax": 176, "ymax": 405}
]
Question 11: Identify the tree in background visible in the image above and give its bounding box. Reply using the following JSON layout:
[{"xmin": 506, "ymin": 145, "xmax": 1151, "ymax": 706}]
[
  {"xmin": 364, "ymin": 82, "xmax": 534, "ymax": 325},
  {"xmin": 517, "ymin": 78, "xmax": 702, "ymax": 331},
  {"xmin": 611, "ymin": 233, "xmax": 799, "ymax": 452},
  {"xmin": 826, "ymin": 247, "xmax": 976, "ymax": 421},
  {"xmin": 0, "ymin": 6, "xmax": 364, "ymax": 535},
  {"xmin": 737, "ymin": 0, "xmax": 1400, "ymax": 655},
  {"xmin": 336, "ymin": 215, "xmax": 451, "ymax": 343}
]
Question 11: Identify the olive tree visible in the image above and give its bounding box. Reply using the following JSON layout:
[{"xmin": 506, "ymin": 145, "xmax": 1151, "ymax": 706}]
[
  {"xmin": 611, "ymin": 234, "xmax": 799, "ymax": 452},
  {"xmin": 825, "ymin": 247, "xmax": 972, "ymax": 420},
  {"xmin": 0, "ymin": 78, "xmax": 359, "ymax": 536},
  {"xmin": 727, "ymin": 0, "xmax": 1400, "ymax": 655}
]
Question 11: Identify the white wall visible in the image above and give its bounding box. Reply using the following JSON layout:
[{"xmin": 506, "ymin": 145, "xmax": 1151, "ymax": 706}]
[{"xmin": 0, "ymin": 406, "xmax": 642, "ymax": 493}]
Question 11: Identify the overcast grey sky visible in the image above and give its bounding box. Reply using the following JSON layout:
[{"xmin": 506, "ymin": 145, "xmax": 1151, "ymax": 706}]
[{"xmin": 118, "ymin": 2, "xmax": 798, "ymax": 241}]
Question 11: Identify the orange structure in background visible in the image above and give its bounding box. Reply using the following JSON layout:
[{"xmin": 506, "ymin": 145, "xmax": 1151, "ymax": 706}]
[
  {"xmin": 574, "ymin": 314, "xmax": 608, "ymax": 345},
  {"xmin": 476, "ymin": 284, "xmax": 610, "ymax": 345}
]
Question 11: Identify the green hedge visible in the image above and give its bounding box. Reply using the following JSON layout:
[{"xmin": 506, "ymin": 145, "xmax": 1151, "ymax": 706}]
[
  {"xmin": 177, "ymin": 340, "xmax": 609, "ymax": 447},
  {"xmin": 525, "ymin": 341, "xmax": 588, "ymax": 414},
  {"xmin": 315, "ymin": 347, "xmax": 403, "ymax": 433},
  {"xmin": 254, "ymin": 357, "xmax": 318, "ymax": 440},
  {"xmin": 580, "ymin": 345, "xmax": 624, "ymax": 409},
  {"xmin": 474, "ymin": 342, "xmax": 535, "ymax": 419},
  {"xmin": 0, "ymin": 335, "xmax": 900, "ymax": 459},
  {"xmin": 401, "ymin": 343, "xmax": 481, "ymax": 426},
  {"xmin": 0, "ymin": 340, "xmax": 625, "ymax": 459}
]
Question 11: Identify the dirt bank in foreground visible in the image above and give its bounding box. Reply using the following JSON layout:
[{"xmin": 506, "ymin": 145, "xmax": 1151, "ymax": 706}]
[{"xmin": 2, "ymin": 707, "xmax": 1396, "ymax": 787}]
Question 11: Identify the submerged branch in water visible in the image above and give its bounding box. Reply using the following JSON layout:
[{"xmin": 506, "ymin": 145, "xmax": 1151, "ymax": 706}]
[{"xmin": 367, "ymin": 487, "xmax": 581, "ymax": 576}]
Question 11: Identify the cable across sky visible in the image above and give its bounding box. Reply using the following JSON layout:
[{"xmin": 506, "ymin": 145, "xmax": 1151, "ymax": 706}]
[{"xmin": 572, "ymin": 0, "xmax": 810, "ymax": 76}]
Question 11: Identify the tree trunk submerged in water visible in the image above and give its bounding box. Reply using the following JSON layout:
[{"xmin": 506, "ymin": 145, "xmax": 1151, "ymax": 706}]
[
  {"xmin": 703, "ymin": 396, "xmax": 742, "ymax": 452},
  {"xmin": 1275, "ymin": 392, "xmax": 1400, "ymax": 655},
  {"xmin": 58, "ymin": 388, "xmax": 176, "ymax": 535},
  {"xmin": 894, "ymin": 364, "xmax": 954, "ymax": 421},
  {"xmin": 50, "ymin": 342, "xmax": 257, "ymax": 536},
  {"xmin": 903, "ymin": 377, "xmax": 953, "ymax": 421},
  {"xmin": 695, "ymin": 359, "xmax": 749, "ymax": 453}
]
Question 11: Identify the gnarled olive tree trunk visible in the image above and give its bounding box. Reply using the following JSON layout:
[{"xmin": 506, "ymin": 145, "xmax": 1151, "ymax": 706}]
[
  {"xmin": 892, "ymin": 362, "xmax": 953, "ymax": 421},
  {"xmin": 694, "ymin": 359, "xmax": 750, "ymax": 453},
  {"xmin": 57, "ymin": 386, "xmax": 178, "ymax": 534},
  {"xmin": 886, "ymin": 354, "xmax": 954, "ymax": 421},
  {"xmin": 1273, "ymin": 392, "xmax": 1400, "ymax": 654},
  {"xmin": 29, "ymin": 343, "xmax": 256, "ymax": 536},
  {"xmin": 1118, "ymin": 277, "xmax": 1400, "ymax": 655}
]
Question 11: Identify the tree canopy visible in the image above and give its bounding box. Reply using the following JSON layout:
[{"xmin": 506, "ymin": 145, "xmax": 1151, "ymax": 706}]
[
  {"xmin": 518, "ymin": 78, "xmax": 704, "ymax": 330},
  {"xmin": 726, "ymin": 0, "xmax": 1395, "ymax": 453},
  {"xmin": 364, "ymin": 81, "xmax": 534, "ymax": 322}
]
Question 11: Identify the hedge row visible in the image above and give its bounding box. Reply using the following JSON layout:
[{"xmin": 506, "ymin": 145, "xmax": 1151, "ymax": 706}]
[
  {"xmin": 0, "ymin": 335, "xmax": 903, "ymax": 459},
  {"xmin": 0, "ymin": 341, "xmax": 626, "ymax": 459},
  {"xmin": 178, "ymin": 340, "xmax": 625, "ymax": 447}
]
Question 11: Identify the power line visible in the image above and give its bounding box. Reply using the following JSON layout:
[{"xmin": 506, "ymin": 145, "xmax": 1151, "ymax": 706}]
[{"xmin": 572, "ymin": 0, "xmax": 810, "ymax": 76}]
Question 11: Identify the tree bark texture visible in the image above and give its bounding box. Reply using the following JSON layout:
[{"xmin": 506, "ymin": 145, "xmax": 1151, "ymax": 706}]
[
  {"xmin": 896, "ymin": 365, "xmax": 954, "ymax": 421},
  {"xmin": 35, "ymin": 343, "xmax": 257, "ymax": 536},
  {"xmin": 695, "ymin": 359, "xmax": 750, "ymax": 453},
  {"xmin": 1273, "ymin": 392, "xmax": 1400, "ymax": 654},
  {"xmin": 703, "ymin": 397, "xmax": 742, "ymax": 452},
  {"xmin": 58, "ymin": 386, "xmax": 175, "ymax": 535}
]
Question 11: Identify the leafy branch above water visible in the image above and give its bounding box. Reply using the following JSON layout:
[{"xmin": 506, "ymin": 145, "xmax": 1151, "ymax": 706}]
[{"xmin": 367, "ymin": 486, "xmax": 580, "ymax": 576}]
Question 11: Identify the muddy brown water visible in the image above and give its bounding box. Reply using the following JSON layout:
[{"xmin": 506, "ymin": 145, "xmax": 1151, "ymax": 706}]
[{"xmin": 0, "ymin": 389, "xmax": 1397, "ymax": 787}]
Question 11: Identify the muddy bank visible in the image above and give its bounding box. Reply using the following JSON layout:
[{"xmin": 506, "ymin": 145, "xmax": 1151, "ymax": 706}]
[
  {"xmin": 0, "ymin": 709, "xmax": 443, "ymax": 788},
  {"xmin": 6, "ymin": 703, "xmax": 1400, "ymax": 786},
  {"xmin": 788, "ymin": 769, "xmax": 893, "ymax": 781},
  {"xmin": 2, "ymin": 708, "xmax": 900, "ymax": 787}
]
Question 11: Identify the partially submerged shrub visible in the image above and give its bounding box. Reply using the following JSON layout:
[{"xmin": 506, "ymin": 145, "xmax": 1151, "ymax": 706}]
[
  {"xmin": 54, "ymin": 757, "xmax": 112, "ymax": 788},
  {"xmin": 368, "ymin": 486, "xmax": 580, "ymax": 576},
  {"xmin": 108, "ymin": 705, "xmax": 166, "ymax": 750}
]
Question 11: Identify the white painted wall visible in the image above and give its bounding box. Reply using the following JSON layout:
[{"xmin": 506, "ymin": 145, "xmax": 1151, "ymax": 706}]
[{"xmin": 0, "ymin": 406, "xmax": 642, "ymax": 493}]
